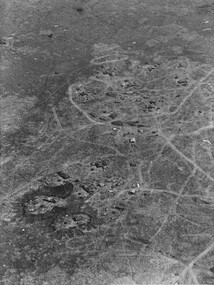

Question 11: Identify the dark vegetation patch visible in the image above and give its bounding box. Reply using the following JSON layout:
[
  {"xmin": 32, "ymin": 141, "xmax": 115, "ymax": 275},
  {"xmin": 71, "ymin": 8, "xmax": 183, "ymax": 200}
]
[
  {"xmin": 6, "ymin": 171, "xmax": 105, "ymax": 275},
  {"xmin": 13, "ymin": 172, "xmax": 74, "ymax": 226},
  {"xmin": 2, "ymin": 10, "xmax": 214, "ymax": 282}
]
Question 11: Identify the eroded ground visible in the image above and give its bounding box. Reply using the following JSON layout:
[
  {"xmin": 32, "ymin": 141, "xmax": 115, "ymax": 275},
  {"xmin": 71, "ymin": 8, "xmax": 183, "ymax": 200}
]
[{"xmin": 1, "ymin": 0, "xmax": 214, "ymax": 284}]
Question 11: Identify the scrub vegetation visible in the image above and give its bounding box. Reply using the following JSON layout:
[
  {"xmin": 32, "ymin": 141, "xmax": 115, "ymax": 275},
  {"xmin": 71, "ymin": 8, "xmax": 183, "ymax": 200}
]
[{"xmin": 1, "ymin": 0, "xmax": 214, "ymax": 284}]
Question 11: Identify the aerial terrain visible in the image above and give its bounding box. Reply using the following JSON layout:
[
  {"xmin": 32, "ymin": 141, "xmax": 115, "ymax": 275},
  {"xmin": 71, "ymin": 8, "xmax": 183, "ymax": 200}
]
[{"xmin": 1, "ymin": 0, "xmax": 214, "ymax": 284}]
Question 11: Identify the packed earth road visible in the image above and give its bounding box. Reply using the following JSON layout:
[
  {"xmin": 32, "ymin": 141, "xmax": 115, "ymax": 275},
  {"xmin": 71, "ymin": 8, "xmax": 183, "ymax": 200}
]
[{"xmin": 1, "ymin": 0, "xmax": 214, "ymax": 284}]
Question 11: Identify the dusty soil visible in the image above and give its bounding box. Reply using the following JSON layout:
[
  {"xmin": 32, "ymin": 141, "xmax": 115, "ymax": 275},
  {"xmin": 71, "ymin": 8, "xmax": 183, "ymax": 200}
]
[{"xmin": 1, "ymin": 0, "xmax": 214, "ymax": 284}]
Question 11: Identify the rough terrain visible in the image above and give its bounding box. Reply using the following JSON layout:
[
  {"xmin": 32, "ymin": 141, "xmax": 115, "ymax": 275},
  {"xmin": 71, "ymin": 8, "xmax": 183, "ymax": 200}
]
[{"xmin": 1, "ymin": 0, "xmax": 214, "ymax": 284}]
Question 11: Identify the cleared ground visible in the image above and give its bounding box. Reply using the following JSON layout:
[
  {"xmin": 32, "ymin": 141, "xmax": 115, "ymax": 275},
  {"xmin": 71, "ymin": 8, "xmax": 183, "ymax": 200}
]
[{"xmin": 1, "ymin": 0, "xmax": 214, "ymax": 284}]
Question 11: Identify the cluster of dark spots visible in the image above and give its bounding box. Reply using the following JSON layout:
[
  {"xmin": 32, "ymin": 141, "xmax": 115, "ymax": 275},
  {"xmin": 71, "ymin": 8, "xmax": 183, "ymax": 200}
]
[
  {"xmin": 14, "ymin": 171, "xmax": 102, "ymax": 232},
  {"xmin": 42, "ymin": 182, "xmax": 74, "ymax": 198},
  {"xmin": 48, "ymin": 33, "xmax": 53, "ymax": 38},
  {"xmin": 111, "ymin": 120, "xmax": 124, "ymax": 126},
  {"xmin": 8, "ymin": 170, "xmax": 105, "ymax": 276},
  {"xmin": 57, "ymin": 171, "xmax": 71, "ymax": 179},
  {"xmin": 52, "ymin": 210, "xmax": 92, "ymax": 233},
  {"xmin": 174, "ymin": 74, "xmax": 189, "ymax": 87},
  {"xmin": 14, "ymin": 193, "xmax": 67, "ymax": 228},
  {"xmin": 126, "ymin": 120, "xmax": 139, "ymax": 126},
  {"xmin": 13, "ymin": 172, "xmax": 74, "ymax": 226},
  {"xmin": 108, "ymin": 111, "xmax": 118, "ymax": 119},
  {"xmin": 76, "ymin": 7, "xmax": 84, "ymax": 13},
  {"xmin": 38, "ymin": 173, "xmax": 74, "ymax": 198},
  {"xmin": 0, "ymin": 38, "xmax": 7, "ymax": 45},
  {"xmin": 90, "ymin": 158, "xmax": 109, "ymax": 169}
]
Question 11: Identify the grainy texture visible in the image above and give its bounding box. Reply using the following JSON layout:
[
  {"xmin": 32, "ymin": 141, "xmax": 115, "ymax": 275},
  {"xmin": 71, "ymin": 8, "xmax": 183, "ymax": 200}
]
[{"xmin": 1, "ymin": 0, "xmax": 214, "ymax": 284}]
